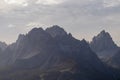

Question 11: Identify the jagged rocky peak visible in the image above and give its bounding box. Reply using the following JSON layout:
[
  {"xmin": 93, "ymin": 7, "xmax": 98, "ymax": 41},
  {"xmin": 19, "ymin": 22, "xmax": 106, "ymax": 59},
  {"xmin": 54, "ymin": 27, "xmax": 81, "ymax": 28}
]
[
  {"xmin": 100, "ymin": 30, "xmax": 106, "ymax": 34},
  {"xmin": 81, "ymin": 39, "xmax": 89, "ymax": 46},
  {"xmin": 97, "ymin": 30, "xmax": 111, "ymax": 39},
  {"xmin": 16, "ymin": 34, "xmax": 25, "ymax": 42},
  {"xmin": 28, "ymin": 27, "xmax": 44, "ymax": 35},
  {"xmin": 46, "ymin": 25, "xmax": 68, "ymax": 37},
  {"xmin": 26, "ymin": 27, "xmax": 52, "ymax": 41},
  {"xmin": 90, "ymin": 30, "xmax": 118, "ymax": 52}
]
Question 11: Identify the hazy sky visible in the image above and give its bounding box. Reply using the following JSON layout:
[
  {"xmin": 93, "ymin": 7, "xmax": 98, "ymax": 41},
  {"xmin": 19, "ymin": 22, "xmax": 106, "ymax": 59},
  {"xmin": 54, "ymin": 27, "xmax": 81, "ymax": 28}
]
[{"xmin": 0, "ymin": 0, "xmax": 120, "ymax": 46}]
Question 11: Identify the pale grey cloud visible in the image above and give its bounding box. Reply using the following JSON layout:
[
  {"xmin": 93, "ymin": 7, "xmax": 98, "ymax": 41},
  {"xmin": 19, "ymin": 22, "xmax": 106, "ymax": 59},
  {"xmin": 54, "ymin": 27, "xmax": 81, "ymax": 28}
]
[{"xmin": 0, "ymin": 0, "xmax": 120, "ymax": 45}]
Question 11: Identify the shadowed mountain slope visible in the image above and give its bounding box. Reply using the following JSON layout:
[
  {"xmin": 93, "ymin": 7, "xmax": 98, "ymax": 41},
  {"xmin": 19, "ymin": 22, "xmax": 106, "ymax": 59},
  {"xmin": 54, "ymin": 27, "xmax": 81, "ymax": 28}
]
[{"xmin": 0, "ymin": 26, "xmax": 115, "ymax": 80}]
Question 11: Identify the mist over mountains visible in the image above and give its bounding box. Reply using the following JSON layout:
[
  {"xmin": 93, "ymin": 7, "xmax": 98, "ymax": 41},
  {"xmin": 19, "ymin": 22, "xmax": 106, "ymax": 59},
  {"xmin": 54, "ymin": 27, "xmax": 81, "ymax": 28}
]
[{"xmin": 0, "ymin": 25, "xmax": 120, "ymax": 80}]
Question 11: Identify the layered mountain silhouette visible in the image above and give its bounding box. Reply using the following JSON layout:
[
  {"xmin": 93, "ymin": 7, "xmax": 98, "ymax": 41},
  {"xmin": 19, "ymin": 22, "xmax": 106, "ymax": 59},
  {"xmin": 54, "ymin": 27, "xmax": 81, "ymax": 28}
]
[
  {"xmin": 90, "ymin": 30, "xmax": 119, "ymax": 61},
  {"xmin": 0, "ymin": 26, "xmax": 116, "ymax": 80}
]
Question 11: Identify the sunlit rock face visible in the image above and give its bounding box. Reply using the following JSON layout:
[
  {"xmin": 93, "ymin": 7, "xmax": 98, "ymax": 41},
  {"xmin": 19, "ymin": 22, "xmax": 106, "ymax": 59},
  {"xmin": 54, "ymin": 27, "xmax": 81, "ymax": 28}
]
[{"xmin": 90, "ymin": 30, "xmax": 119, "ymax": 60}]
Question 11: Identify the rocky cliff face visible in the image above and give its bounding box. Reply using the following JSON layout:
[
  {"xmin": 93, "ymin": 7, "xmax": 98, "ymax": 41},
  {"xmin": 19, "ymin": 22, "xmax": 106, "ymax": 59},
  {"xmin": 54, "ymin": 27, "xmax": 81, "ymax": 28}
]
[{"xmin": 90, "ymin": 30, "xmax": 119, "ymax": 60}]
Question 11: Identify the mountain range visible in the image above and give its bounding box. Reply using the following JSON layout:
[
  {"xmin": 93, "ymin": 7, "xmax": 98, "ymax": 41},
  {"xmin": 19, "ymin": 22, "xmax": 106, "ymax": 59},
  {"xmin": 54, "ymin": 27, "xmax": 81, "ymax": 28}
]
[{"xmin": 0, "ymin": 25, "xmax": 119, "ymax": 80}]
